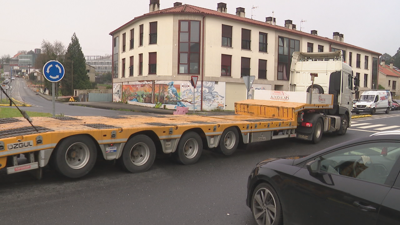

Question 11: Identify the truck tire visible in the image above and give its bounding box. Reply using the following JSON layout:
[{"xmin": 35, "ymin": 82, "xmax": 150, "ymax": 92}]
[
  {"xmin": 174, "ymin": 131, "xmax": 203, "ymax": 165},
  {"xmin": 217, "ymin": 127, "xmax": 239, "ymax": 156},
  {"xmin": 118, "ymin": 134, "xmax": 156, "ymax": 173},
  {"xmin": 52, "ymin": 135, "xmax": 97, "ymax": 179},
  {"xmin": 312, "ymin": 119, "xmax": 323, "ymax": 144},
  {"xmin": 337, "ymin": 114, "xmax": 348, "ymax": 135},
  {"xmin": 307, "ymin": 84, "xmax": 324, "ymax": 94}
]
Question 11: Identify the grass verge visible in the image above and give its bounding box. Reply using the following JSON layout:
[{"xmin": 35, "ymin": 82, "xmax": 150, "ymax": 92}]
[{"xmin": 0, "ymin": 108, "xmax": 53, "ymax": 118}]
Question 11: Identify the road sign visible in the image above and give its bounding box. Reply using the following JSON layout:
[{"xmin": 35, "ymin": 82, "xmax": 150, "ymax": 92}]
[
  {"xmin": 243, "ymin": 75, "xmax": 255, "ymax": 91},
  {"xmin": 190, "ymin": 76, "xmax": 198, "ymax": 88},
  {"xmin": 43, "ymin": 60, "xmax": 65, "ymax": 82}
]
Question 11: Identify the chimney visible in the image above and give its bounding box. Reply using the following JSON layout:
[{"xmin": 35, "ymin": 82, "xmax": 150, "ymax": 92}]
[
  {"xmin": 292, "ymin": 24, "xmax": 297, "ymax": 30},
  {"xmin": 390, "ymin": 63, "xmax": 394, "ymax": 69},
  {"xmin": 174, "ymin": 2, "xmax": 182, "ymax": 7},
  {"xmin": 285, "ymin": 20, "xmax": 293, "ymax": 29},
  {"xmin": 149, "ymin": 0, "xmax": 160, "ymax": 12},
  {"xmin": 311, "ymin": 30, "xmax": 318, "ymax": 35},
  {"xmin": 381, "ymin": 61, "xmax": 385, "ymax": 66},
  {"xmin": 217, "ymin": 2, "xmax": 227, "ymax": 13},
  {"xmin": 333, "ymin": 32, "xmax": 340, "ymax": 41},
  {"xmin": 266, "ymin": 17, "xmax": 276, "ymax": 25},
  {"xmin": 339, "ymin": 33, "xmax": 344, "ymax": 42},
  {"xmin": 236, "ymin": 7, "xmax": 245, "ymax": 17}
]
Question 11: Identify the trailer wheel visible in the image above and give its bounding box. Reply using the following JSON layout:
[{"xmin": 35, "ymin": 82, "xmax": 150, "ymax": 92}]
[
  {"xmin": 52, "ymin": 135, "xmax": 97, "ymax": 179},
  {"xmin": 337, "ymin": 114, "xmax": 348, "ymax": 135},
  {"xmin": 312, "ymin": 119, "xmax": 323, "ymax": 144},
  {"xmin": 118, "ymin": 134, "xmax": 156, "ymax": 173},
  {"xmin": 174, "ymin": 131, "xmax": 203, "ymax": 165},
  {"xmin": 218, "ymin": 127, "xmax": 239, "ymax": 156}
]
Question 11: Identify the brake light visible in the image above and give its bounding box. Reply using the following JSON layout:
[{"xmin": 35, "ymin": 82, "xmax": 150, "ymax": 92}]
[{"xmin": 301, "ymin": 122, "xmax": 313, "ymax": 127}]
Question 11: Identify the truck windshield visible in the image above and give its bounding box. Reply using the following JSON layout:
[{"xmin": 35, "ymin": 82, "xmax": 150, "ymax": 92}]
[{"xmin": 360, "ymin": 95, "xmax": 375, "ymax": 102}]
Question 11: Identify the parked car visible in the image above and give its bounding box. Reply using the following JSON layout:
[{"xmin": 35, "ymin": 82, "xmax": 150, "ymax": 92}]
[
  {"xmin": 246, "ymin": 131, "xmax": 400, "ymax": 225},
  {"xmin": 391, "ymin": 100, "xmax": 399, "ymax": 111}
]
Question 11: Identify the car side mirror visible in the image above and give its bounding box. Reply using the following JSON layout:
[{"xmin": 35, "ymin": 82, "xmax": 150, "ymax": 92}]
[
  {"xmin": 306, "ymin": 160, "xmax": 319, "ymax": 177},
  {"xmin": 306, "ymin": 159, "xmax": 334, "ymax": 185}
]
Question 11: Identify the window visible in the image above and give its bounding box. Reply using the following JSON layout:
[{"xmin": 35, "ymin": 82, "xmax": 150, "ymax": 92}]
[
  {"xmin": 349, "ymin": 52, "xmax": 352, "ymax": 66},
  {"xmin": 139, "ymin": 24, "xmax": 144, "ymax": 46},
  {"xmin": 355, "ymin": 73, "xmax": 360, "ymax": 87},
  {"xmin": 389, "ymin": 80, "xmax": 391, "ymax": 87},
  {"xmin": 307, "ymin": 43, "xmax": 313, "ymax": 53},
  {"xmin": 258, "ymin": 59, "xmax": 267, "ymax": 79},
  {"xmin": 221, "ymin": 54, "xmax": 231, "ymax": 76},
  {"xmin": 178, "ymin": 20, "xmax": 200, "ymax": 74},
  {"xmin": 312, "ymin": 142, "xmax": 400, "ymax": 185},
  {"xmin": 129, "ymin": 56, "xmax": 133, "ymax": 76},
  {"xmin": 278, "ymin": 36, "xmax": 299, "ymax": 80},
  {"xmin": 393, "ymin": 81, "xmax": 397, "ymax": 90},
  {"xmin": 149, "ymin": 52, "xmax": 157, "ymax": 74},
  {"xmin": 222, "ymin": 25, "xmax": 232, "ymax": 47},
  {"xmin": 149, "ymin": 22, "xmax": 157, "ymax": 44},
  {"xmin": 241, "ymin": 57, "xmax": 250, "ymax": 77},
  {"xmin": 242, "ymin": 29, "xmax": 251, "ymax": 50},
  {"xmin": 364, "ymin": 74, "xmax": 368, "ymax": 87},
  {"xmin": 122, "ymin": 33, "xmax": 126, "ymax": 52},
  {"xmin": 130, "ymin": 29, "xmax": 134, "ymax": 49},
  {"xmin": 139, "ymin": 53, "xmax": 143, "ymax": 75},
  {"xmin": 113, "ymin": 36, "xmax": 119, "ymax": 78},
  {"xmin": 122, "ymin": 58, "xmax": 125, "ymax": 77},
  {"xmin": 356, "ymin": 54, "xmax": 361, "ymax": 68},
  {"xmin": 259, "ymin": 32, "xmax": 267, "ymax": 52},
  {"xmin": 318, "ymin": 45, "xmax": 324, "ymax": 52},
  {"xmin": 365, "ymin": 56, "xmax": 369, "ymax": 69}
]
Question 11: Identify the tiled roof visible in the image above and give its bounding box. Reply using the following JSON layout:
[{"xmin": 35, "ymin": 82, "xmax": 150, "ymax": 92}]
[
  {"xmin": 110, "ymin": 4, "xmax": 380, "ymax": 55},
  {"xmin": 380, "ymin": 65, "xmax": 400, "ymax": 77}
]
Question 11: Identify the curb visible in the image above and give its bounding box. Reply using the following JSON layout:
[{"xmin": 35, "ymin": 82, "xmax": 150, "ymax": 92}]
[{"xmin": 351, "ymin": 115, "xmax": 372, "ymax": 119}]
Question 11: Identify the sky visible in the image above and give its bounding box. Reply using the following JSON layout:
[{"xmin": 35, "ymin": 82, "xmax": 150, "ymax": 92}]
[{"xmin": 1, "ymin": 0, "xmax": 399, "ymax": 59}]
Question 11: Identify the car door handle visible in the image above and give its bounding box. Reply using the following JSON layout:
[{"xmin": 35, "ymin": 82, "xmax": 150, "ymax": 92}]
[{"xmin": 353, "ymin": 201, "xmax": 376, "ymax": 212}]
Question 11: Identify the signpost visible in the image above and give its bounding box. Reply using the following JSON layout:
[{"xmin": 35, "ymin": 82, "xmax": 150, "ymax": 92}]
[
  {"xmin": 190, "ymin": 76, "xmax": 198, "ymax": 112},
  {"xmin": 243, "ymin": 75, "xmax": 255, "ymax": 99},
  {"xmin": 43, "ymin": 60, "xmax": 65, "ymax": 116}
]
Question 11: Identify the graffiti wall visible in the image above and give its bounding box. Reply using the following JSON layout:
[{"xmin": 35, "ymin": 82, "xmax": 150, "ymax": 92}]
[{"xmin": 113, "ymin": 81, "xmax": 226, "ymax": 110}]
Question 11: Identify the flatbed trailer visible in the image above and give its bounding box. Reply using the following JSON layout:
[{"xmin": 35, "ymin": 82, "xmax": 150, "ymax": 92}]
[{"xmin": 0, "ymin": 99, "xmax": 339, "ymax": 179}]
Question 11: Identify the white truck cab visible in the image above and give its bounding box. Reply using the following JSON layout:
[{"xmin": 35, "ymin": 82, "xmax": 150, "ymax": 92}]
[{"xmin": 354, "ymin": 90, "xmax": 392, "ymax": 115}]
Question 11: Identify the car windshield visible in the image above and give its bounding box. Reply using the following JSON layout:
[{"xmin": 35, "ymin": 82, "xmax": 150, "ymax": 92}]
[{"xmin": 360, "ymin": 95, "xmax": 375, "ymax": 102}]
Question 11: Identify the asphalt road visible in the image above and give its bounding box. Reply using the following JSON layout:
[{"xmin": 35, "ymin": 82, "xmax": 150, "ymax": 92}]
[{"xmin": 1, "ymin": 78, "xmax": 400, "ymax": 224}]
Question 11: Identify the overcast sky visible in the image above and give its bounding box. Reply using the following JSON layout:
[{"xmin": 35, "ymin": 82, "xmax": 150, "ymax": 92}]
[{"xmin": 1, "ymin": 0, "xmax": 399, "ymax": 59}]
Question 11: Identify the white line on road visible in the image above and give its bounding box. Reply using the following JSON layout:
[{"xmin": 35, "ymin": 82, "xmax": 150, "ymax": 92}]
[
  {"xmin": 350, "ymin": 123, "xmax": 371, "ymax": 127},
  {"xmin": 375, "ymin": 126, "xmax": 400, "ymax": 131},
  {"xmin": 358, "ymin": 124, "xmax": 385, "ymax": 129}
]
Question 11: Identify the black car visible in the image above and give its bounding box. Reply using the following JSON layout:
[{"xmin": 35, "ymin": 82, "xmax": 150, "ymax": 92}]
[{"xmin": 246, "ymin": 131, "xmax": 400, "ymax": 225}]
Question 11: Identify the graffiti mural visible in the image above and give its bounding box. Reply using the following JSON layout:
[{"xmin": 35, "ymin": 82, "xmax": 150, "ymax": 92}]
[
  {"xmin": 114, "ymin": 81, "xmax": 226, "ymax": 110},
  {"xmin": 113, "ymin": 83, "xmax": 122, "ymax": 102}
]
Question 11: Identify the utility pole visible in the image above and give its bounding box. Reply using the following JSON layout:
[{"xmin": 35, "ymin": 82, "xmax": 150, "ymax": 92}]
[{"xmin": 71, "ymin": 60, "xmax": 74, "ymax": 96}]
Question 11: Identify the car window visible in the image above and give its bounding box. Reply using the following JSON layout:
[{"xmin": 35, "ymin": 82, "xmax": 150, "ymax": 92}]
[{"xmin": 316, "ymin": 142, "xmax": 400, "ymax": 185}]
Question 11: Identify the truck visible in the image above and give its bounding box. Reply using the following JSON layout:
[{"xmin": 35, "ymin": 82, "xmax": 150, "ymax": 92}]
[{"xmin": 0, "ymin": 51, "xmax": 353, "ymax": 179}]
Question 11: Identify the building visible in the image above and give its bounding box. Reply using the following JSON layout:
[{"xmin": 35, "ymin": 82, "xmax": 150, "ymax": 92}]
[
  {"xmin": 86, "ymin": 64, "xmax": 96, "ymax": 82},
  {"xmin": 379, "ymin": 62, "xmax": 400, "ymax": 98},
  {"xmin": 85, "ymin": 55, "xmax": 112, "ymax": 74},
  {"xmin": 109, "ymin": 0, "xmax": 381, "ymax": 110}
]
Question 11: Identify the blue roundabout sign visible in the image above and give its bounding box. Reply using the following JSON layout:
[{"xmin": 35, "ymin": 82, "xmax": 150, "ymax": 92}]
[{"xmin": 43, "ymin": 60, "xmax": 65, "ymax": 82}]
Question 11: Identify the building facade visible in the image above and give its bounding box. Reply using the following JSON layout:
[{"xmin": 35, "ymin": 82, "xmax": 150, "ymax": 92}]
[
  {"xmin": 110, "ymin": 1, "xmax": 381, "ymax": 110},
  {"xmin": 85, "ymin": 55, "xmax": 112, "ymax": 74},
  {"xmin": 379, "ymin": 62, "xmax": 400, "ymax": 98}
]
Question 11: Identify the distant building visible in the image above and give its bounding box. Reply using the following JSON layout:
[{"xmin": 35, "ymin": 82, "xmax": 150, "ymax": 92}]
[
  {"xmin": 85, "ymin": 55, "xmax": 112, "ymax": 74},
  {"xmin": 110, "ymin": 0, "xmax": 380, "ymax": 110},
  {"xmin": 379, "ymin": 62, "xmax": 400, "ymax": 98},
  {"xmin": 86, "ymin": 64, "xmax": 96, "ymax": 82}
]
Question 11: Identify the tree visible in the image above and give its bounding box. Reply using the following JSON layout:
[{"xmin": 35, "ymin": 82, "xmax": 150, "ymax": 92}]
[
  {"xmin": 393, "ymin": 48, "xmax": 400, "ymax": 69},
  {"xmin": 61, "ymin": 33, "xmax": 91, "ymax": 96},
  {"xmin": 35, "ymin": 40, "xmax": 66, "ymax": 95}
]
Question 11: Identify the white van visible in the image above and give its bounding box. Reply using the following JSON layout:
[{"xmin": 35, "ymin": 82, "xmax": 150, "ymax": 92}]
[{"xmin": 354, "ymin": 90, "xmax": 392, "ymax": 114}]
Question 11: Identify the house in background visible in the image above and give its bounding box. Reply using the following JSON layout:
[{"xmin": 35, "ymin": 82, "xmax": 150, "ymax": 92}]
[
  {"xmin": 379, "ymin": 61, "xmax": 400, "ymax": 98},
  {"xmin": 86, "ymin": 64, "xmax": 96, "ymax": 82},
  {"xmin": 110, "ymin": 0, "xmax": 381, "ymax": 110}
]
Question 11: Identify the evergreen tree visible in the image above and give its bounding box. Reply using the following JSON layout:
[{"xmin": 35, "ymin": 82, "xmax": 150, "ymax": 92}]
[
  {"xmin": 393, "ymin": 48, "xmax": 400, "ymax": 69},
  {"xmin": 62, "ymin": 33, "xmax": 91, "ymax": 96}
]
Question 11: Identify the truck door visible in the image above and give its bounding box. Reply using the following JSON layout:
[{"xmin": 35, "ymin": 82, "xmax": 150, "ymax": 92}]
[{"xmin": 341, "ymin": 71, "xmax": 353, "ymax": 113}]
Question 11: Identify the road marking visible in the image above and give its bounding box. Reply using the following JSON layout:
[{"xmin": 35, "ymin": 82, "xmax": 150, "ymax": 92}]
[
  {"xmin": 375, "ymin": 126, "xmax": 400, "ymax": 131},
  {"xmin": 350, "ymin": 123, "xmax": 371, "ymax": 127},
  {"xmin": 358, "ymin": 124, "xmax": 385, "ymax": 129}
]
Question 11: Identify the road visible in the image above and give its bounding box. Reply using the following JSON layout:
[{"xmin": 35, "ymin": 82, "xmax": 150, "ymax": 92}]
[{"xmin": 1, "ymin": 79, "xmax": 400, "ymax": 224}]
